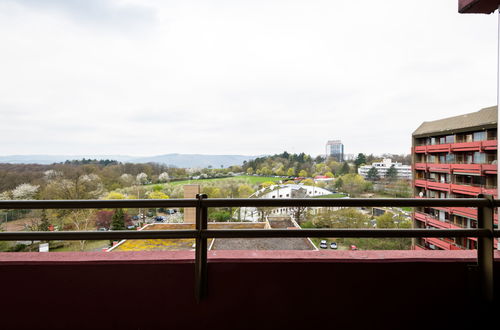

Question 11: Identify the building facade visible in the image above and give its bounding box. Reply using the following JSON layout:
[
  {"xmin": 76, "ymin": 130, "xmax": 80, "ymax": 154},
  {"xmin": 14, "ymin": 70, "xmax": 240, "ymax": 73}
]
[
  {"xmin": 326, "ymin": 140, "xmax": 344, "ymax": 162},
  {"xmin": 358, "ymin": 158, "xmax": 411, "ymax": 180},
  {"xmin": 412, "ymin": 106, "xmax": 498, "ymax": 250}
]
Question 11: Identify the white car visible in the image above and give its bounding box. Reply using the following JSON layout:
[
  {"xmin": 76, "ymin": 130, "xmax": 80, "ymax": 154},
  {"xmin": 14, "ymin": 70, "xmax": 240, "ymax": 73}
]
[
  {"xmin": 330, "ymin": 242, "xmax": 338, "ymax": 249},
  {"xmin": 319, "ymin": 240, "xmax": 328, "ymax": 249}
]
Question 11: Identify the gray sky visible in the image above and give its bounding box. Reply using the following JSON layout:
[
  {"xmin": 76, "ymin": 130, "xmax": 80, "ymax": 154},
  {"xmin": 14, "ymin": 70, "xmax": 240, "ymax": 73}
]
[{"xmin": 0, "ymin": 0, "xmax": 497, "ymax": 157}]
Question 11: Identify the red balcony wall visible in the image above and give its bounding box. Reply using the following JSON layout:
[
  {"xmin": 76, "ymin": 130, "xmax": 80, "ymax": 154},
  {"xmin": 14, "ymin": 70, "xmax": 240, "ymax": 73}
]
[
  {"xmin": 451, "ymin": 164, "xmax": 482, "ymax": 175},
  {"xmin": 482, "ymin": 164, "xmax": 497, "ymax": 175},
  {"xmin": 414, "ymin": 162, "xmax": 427, "ymax": 171},
  {"xmin": 427, "ymin": 181, "xmax": 451, "ymax": 192},
  {"xmin": 481, "ymin": 140, "xmax": 497, "ymax": 151},
  {"xmin": 451, "ymin": 183, "xmax": 481, "ymax": 196},
  {"xmin": 414, "ymin": 146, "xmax": 426, "ymax": 153},
  {"xmin": 451, "ymin": 141, "xmax": 481, "ymax": 152},
  {"xmin": 414, "ymin": 179, "xmax": 427, "ymax": 188},
  {"xmin": 427, "ymin": 163, "xmax": 451, "ymax": 173},
  {"xmin": 0, "ymin": 251, "xmax": 499, "ymax": 330},
  {"xmin": 427, "ymin": 144, "xmax": 450, "ymax": 153}
]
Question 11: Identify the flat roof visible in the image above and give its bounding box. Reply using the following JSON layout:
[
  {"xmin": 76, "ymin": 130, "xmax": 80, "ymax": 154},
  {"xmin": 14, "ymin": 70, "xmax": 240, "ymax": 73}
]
[{"xmin": 112, "ymin": 221, "xmax": 316, "ymax": 251}]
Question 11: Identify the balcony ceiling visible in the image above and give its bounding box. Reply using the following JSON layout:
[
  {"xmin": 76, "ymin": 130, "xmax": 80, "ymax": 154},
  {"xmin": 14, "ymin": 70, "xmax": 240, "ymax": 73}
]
[{"xmin": 459, "ymin": 0, "xmax": 500, "ymax": 13}]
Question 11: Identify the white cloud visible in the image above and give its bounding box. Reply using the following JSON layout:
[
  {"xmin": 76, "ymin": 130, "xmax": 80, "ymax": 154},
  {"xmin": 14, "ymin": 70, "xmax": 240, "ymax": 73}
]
[{"xmin": 0, "ymin": 0, "xmax": 497, "ymax": 157}]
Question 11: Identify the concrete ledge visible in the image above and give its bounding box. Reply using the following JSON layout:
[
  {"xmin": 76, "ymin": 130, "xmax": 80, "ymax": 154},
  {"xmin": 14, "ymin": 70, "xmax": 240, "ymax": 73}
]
[{"xmin": 1, "ymin": 250, "xmax": 498, "ymax": 265}]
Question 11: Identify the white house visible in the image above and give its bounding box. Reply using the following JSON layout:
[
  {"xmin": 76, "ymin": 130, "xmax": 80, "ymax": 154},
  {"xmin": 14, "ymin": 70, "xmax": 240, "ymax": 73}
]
[
  {"xmin": 357, "ymin": 158, "xmax": 411, "ymax": 180},
  {"xmin": 238, "ymin": 184, "xmax": 337, "ymax": 222}
]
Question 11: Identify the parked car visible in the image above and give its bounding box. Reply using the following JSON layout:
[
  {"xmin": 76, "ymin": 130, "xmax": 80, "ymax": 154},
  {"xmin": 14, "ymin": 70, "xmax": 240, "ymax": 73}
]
[
  {"xmin": 155, "ymin": 216, "xmax": 164, "ymax": 222},
  {"xmin": 350, "ymin": 245, "xmax": 358, "ymax": 250},
  {"xmin": 330, "ymin": 242, "xmax": 338, "ymax": 249},
  {"xmin": 319, "ymin": 240, "xmax": 328, "ymax": 249}
]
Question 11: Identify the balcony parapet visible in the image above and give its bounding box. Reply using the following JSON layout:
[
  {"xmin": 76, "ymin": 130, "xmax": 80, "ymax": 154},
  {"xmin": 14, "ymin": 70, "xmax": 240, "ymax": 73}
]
[
  {"xmin": 414, "ymin": 163, "xmax": 497, "ymax": 175},
  {"xmin": 413, "ymin": 140, "xmax": 497, "ymax": 154},
  {"xmin": 414, "ymin": 211, "xmax": 463, "ymax": 230}
]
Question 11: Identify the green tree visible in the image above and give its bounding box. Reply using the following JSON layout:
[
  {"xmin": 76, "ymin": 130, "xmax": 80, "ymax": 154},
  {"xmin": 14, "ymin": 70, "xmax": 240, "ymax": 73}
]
[
  {"xmin": 386, "ymin": 164, "xmax": 398, "ymax": 181},
  {"xmin": 246, "ymin": 167, "xmax": 254, "ymax": 175},
  {"xmin": 111, "ymin": 208, "xmax": 126, "ymax": 231},
  {"xmin": 237, "ymin": 184, "xmax": 254, "ymax": 198},
  {"xmin": 298, "ymin": 170, "xmax": 308, "ymax": 177},
  {"xmin": 38, "ymin": 209, "xmax": 50, "ymax": 231},
  {"xmin": 287, "ymin": 168, "xmax": 295, "ymax": 176},
  {"xmin": 341, "ymin": 174, "xmax": 370, "ymax": 197},
  {"xmin": 339, "ymin": 162, "xmax": 350, "ymax": 175},
  {"xmin": 354, "ymin": 153, "xmax": 367, "ymax": 167},
  {"xmin": 366, "ymin": 167, "xmax": 380, "ymax": 181}
]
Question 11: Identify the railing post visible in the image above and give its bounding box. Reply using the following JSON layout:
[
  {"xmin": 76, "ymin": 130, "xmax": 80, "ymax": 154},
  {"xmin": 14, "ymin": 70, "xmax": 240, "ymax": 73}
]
[
  {"xmin": 477, "ymin": 194, "xmax": 494, "ymax": 304},
  {"xmin": 195, "ymin": 193, "xmax": 208, "ymax": 303}
]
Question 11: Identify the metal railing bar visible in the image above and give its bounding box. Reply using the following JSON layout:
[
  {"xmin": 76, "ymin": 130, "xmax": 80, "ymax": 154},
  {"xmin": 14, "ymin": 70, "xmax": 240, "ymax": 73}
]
[
  {"xmin": 203, "ymin": 198, "xmax": 493, "ymax": 208},
  {"xmin": 201, "ymin": 228, "xmax": 493, "ymax": 239},
  {"xmin": 0, "ymin": 197, "xmax": 495, "ymax": 210},
  {"xmin": 195, "ymin": 194, "xmax": 208, "ymax": 303},
  {"xmin": 0, "ymin": 228, "xmax": 494, "ymax": 241},
  {"xmin": 0, "ymin": 199, "xmax": 198, "ymax": 210},
  {"xmin": 0, "ymin": 230, "xmax": 198, "ymax": 241}
]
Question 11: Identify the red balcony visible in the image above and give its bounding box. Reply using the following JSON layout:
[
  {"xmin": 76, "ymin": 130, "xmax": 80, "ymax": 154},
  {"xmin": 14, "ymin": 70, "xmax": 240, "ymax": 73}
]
[
  {"xmin": 427, "ymin": 144, "xmax": 451, "ymax": 153},
  {"xmin": 414, "ymin": 211, "xmax": 461, "ymax": 230},
  {"xmin": 451, "ymin": 183, "xmax": 481, "ymax": 196},
  {"xmin": 414, "ymin": 179, "xmax": 427, "ymax": 188},
  {"xmin": 451, "ymin": 163, "xmax": 481, "ymax": 175},
  {"xmin": 481, "ymin": 139, "xmax": 497, "ymax": 151},
  {"xmin": 482, "ymin": 163, "xmax": 497, "ymax": 175},
  {"xmin": 425, "ymin": 237, "xmax": 453, "ymax": 250},
  {"xmin": 482, "ymin": 187, "xmax": 498, "ymax": 196},
  {"xmin": 427, "ymin": 163, "xmax": 451, "ymax": 173},
  {"xmin": 450, "ymin": 206, "xmax": 477, "ymax": 219},
  {"xmin": 427, "ymin": 181, "xmax": 451, "ymax": 192},
  {"xmin": 450, "ymin": 141, "xmax": 481, "ymax": 152},
  {"xmin": 414, "ymin": 162, "xmax": 427, "ymax": 171},
  {"xmin": 414, "ymin": 146, "xmax": 427, "ymax": 153}
]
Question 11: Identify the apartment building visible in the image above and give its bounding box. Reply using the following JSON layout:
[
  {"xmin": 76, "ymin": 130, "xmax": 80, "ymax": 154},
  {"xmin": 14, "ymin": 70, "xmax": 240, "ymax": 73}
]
[
  {"xmin": 412, "ymin": 106, "xmax": 498, "ymax": 250},
  {"xmin": 358, "ymin": 158, "xmax": 412, "ymax": 180},
  {"xmin": 326, "ymin": 140, "xmax": 344, "ymax": 162}
]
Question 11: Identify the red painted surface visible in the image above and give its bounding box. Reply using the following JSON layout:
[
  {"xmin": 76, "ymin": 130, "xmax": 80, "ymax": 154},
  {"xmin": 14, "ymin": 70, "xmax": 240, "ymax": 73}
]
[
  {"xmin": 415, "ymin": 162, "xmax": 427, "ymax": 170},
  {"xmin": 427, "ymin": 163, "xmax": 451, "ymax": 173},
  {"xmin": 451, "ymin": 141, "xmax": 482, "ymax": 152},
  {"xmin": 414, "ymin": 146, "xmax": 426, "ymax": 153},
  {"xmin": 451, "ymin": 163, "xmax": 482, "ymax": 175},
  {"xmin": 451, "ymin": 183, "xmax": 482, "ymax": 195},
  {"xmin": 414, "ymin": 179, "xmax": 427, "ymax": 188},
  {"xmin": 427, "ymin": 181, "xmax": 451, "ymax": 192},
  {"xmin": 427, "ymin": 144, "xmax": 451, "ymax": 153},
  {"xmin": 0, "ymin": 250, "xmax": 498, "ymax": 329},
  {"xmin": 483, "ymin": 164, "xmax": 497, "ymax": 174},
  {"xmin": 482, "ymin": 139, "xmax": 498, "ymax": 150}
]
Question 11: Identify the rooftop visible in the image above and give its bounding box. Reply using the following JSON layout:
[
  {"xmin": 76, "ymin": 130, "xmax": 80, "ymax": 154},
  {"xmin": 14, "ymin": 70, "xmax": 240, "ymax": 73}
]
[
  {"xmin": 412, "ymin": 105, "xmax": 497, "ymax": 137},
  {"xmin": 111, "ymin": 220, "xmax": 316, "ymax": 251}
]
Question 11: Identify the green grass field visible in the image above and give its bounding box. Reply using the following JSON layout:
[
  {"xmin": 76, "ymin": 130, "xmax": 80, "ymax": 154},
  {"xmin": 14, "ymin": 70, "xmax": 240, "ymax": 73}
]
[{"xmin": 165, "ymin": 175, "xmax": 282, "ymax": 186}]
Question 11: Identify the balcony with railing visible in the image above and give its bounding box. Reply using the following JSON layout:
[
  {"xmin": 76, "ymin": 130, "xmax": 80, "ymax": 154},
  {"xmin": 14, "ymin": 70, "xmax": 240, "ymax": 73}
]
[{"xmin": 0, "ymin": 197, "xmax": 499, "ymax": 330}]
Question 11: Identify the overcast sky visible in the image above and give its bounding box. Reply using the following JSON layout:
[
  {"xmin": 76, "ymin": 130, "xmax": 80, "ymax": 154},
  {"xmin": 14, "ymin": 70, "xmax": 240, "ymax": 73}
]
[{"xmin": 0, "ymin": 0, "xmax": 497, "ymax": 157}]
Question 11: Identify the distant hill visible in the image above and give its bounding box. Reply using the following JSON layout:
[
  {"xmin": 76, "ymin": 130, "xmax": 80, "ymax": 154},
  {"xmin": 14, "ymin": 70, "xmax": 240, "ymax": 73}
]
[{"xmin": 0, "ymin": 154, "xmax": 258, "ymax": 168}]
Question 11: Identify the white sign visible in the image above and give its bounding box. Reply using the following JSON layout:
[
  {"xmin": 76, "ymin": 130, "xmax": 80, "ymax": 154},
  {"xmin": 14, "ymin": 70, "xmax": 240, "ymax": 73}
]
[{"xmin": 39, "ymin": 243, "xmax": 49, "ymax": 253}]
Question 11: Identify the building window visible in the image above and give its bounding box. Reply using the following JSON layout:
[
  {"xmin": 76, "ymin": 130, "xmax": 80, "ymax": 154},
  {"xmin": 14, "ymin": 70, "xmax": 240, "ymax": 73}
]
[
  {"xmin": 473, "ymin": 131, "xmax": 486, "ymax": 141},
  {"xmin": 445, "ymin": 135, "xmax": 455, "ymax": 143},
  {"xmin": 473, "ymin": 152, "xmax": 486, "ymax": 164},
  {"xmin": 446, "ymin": 153, "xmax": 455, "ymax": 163}
]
